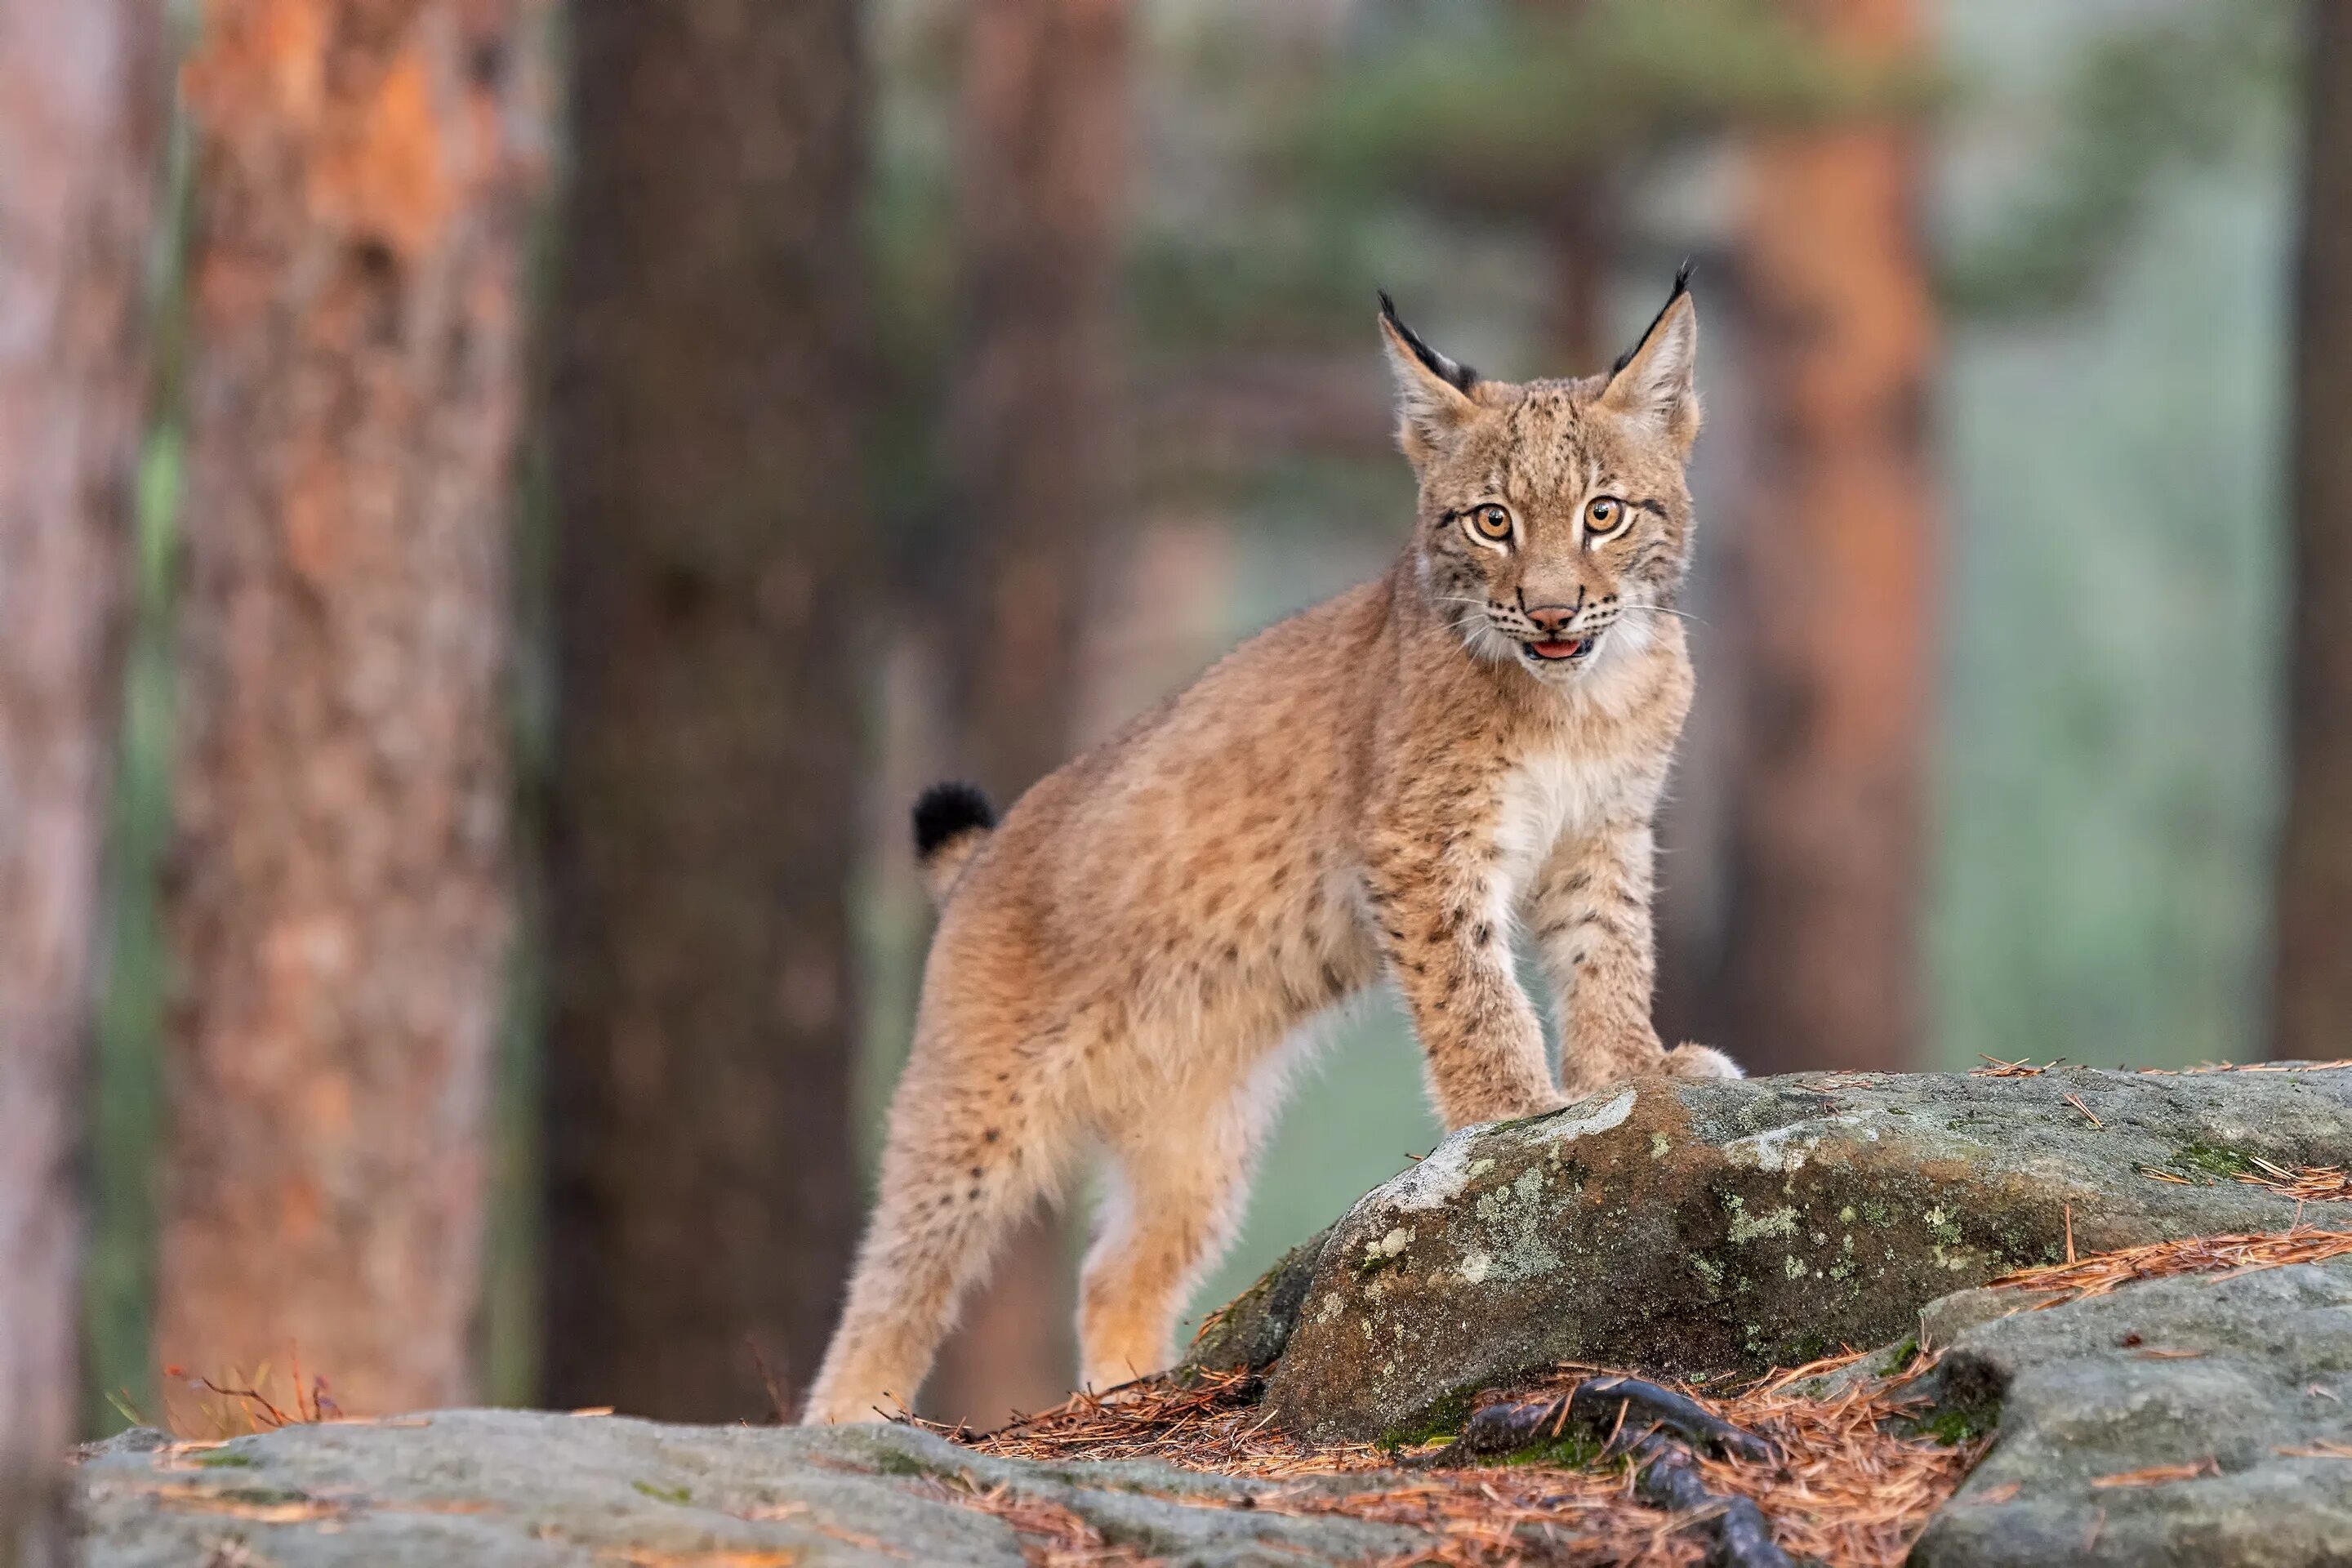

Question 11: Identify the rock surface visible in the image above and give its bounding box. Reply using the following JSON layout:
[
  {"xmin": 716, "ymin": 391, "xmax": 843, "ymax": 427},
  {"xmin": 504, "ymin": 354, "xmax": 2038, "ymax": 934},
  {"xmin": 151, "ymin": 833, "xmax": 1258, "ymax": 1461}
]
[
  {"xmin": 1907, "ymin": 1258, "xmax": 2352, "ymax": 1567},
  {"xmin": 78, "ymin": 1412, "xmax": 1430, "ymax": 1567},
  {"xmin": 70, "ymin": 1066, "xmax": 2352, "ymax": 1566},
  {"xmin": 1245, "ymin": 1067, "xmax": 2350, "ymax": 1441}
]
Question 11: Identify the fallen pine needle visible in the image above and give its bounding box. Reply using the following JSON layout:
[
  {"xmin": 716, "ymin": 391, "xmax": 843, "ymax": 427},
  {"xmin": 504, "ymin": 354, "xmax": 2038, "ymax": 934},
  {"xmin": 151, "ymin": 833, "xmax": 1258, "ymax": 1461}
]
[
  {"xmin": 924, "ymin": 1351, "xmax": 1980, "ymax": 1567},
  {"xmin": 1971, "ymin": 1055, "xmax": 2052, "ymax": 1078},
  {"xmin": 2278, "ymin": 1441, "xmax": 2352, "ymax": 1459},
  {"xmin": 1990, "ymin": 1227, "xmax": 2352, "ymax": 1307},
  {"xmin": 924, "ymin": 1477, "xmax": 1160, "ymax": 1568},
  {"xmin": 2063, "ymin": 1094, "xmax": 2102, "ymax": 1129},
  {"xmin": 2235, "ymin": 1156, "xmax": 2352, "ymax": 1205},
  {"xmin": 2090, "ymin": 1457, "xmax": 2220, "ymax": 1489}
]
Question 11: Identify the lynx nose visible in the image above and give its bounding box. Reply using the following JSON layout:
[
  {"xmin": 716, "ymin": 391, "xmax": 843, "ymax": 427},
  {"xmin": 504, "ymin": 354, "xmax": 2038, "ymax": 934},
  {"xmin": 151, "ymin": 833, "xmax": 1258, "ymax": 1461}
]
[{"xmin": 1525, "ymin": 602, "xmax": 1581, "ymax": 635}]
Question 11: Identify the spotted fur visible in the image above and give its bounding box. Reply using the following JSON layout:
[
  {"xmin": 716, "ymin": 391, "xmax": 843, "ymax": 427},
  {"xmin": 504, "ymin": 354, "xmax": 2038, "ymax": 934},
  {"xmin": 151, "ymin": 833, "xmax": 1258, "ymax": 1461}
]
[{"xmin": 802, "ymin": 279, "xmax": 1740, "ymax": 1425}]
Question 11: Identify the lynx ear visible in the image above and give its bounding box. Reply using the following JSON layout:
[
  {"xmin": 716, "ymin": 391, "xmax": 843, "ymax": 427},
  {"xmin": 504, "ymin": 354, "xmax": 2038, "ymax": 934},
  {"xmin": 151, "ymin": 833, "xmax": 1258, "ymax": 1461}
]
[
  {"xmin": 1378, "ymin": 291, "xmax": 1479, "ymax": 463},
  {"xmin": 1600, "ymin": 265, "xmax": 1700, "ymax": 453}
]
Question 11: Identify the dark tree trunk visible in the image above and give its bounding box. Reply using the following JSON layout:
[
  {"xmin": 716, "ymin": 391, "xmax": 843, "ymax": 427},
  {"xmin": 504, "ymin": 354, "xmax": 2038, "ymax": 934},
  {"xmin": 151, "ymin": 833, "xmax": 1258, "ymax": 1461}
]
[
  {"xmin": 540, "ymin": 2, "xmax": 869, "ymax": 1422},
  {"xmin": 1545, "ymin": 168, "xmax": 1615, "ymax": 376},
  {"xmin": 154, "ymin": 0, "xmax": 545, "ymax": 1419},
  {"xmin": 1716, "ymin": 0, "xmax": 1937, "ymax": 1076},
  {"xmin": 0, "ymin": 1, "xmax": 159, "ymax": 1553},
  {"xmin": 923, "ymin": 0, "xmax": 1130, "ymax": 1432},
  {"xmin": 2277, "ymin": 0, "xmax": 2352, "ymax": 1062}
]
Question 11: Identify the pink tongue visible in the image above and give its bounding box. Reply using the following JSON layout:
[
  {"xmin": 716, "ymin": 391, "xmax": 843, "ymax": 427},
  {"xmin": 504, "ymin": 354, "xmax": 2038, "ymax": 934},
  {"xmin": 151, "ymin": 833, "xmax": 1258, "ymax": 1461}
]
[{"xmin": 1534, "ymin": 639, "xmax": 1580, "ymax": 659}]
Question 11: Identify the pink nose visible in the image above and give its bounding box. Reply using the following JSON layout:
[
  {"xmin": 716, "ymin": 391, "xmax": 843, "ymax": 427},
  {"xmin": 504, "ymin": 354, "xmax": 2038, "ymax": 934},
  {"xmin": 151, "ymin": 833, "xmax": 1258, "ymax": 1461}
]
[{"xmin": 1526, "ymin": 604, "xmax": 1579, "ymax": 635}]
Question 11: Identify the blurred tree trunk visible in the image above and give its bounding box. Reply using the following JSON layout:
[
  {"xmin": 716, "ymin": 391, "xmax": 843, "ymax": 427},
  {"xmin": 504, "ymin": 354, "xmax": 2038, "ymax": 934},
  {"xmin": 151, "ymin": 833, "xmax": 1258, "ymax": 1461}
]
[
  {"xmin": 924, "ymin": 0, "xmax": 1130, "ymax": 1430},
  {"xmin": 539, "ymin": 2, "xmax": 868, "ymax": 1422},
  {"xmin": 1717, "ymin": 0, "xmax": 1936, "ymax": 1076},
  {"xmin": 0, "ymin": 1, "xmax": 158, "ymax": 1554},
  {"xmin": 2277, "ymin": 0, "xmax": 2352, "ymax": 1062},
  {"xmin": 154, "ymin": 0, "xmax": 546, "ymax": 1418}
]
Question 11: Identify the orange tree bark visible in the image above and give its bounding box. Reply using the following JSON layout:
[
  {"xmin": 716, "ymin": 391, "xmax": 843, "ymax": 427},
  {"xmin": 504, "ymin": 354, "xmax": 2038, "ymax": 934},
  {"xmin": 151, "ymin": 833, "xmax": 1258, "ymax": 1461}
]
[
  {"xmin": 922, "ymin": 0, "xmax": 1131, "ymax": 1432},
  {"xmin": 538, "ymin": 2, "xmax": 869, "ymax": 1422},
  {"xmin": 2277, "ymin": 0, "xmax": 2352, "ymax": 1062},
  {"xmin": 154, "ymin": 0, "xmax": 546, "ymax": 1418},
  {"xmin": 0, "ymin": 0, "xmax": 159, "ymax": 1552},
  {"xmin": 1716, "ymin": 0, "xmax": 1937, "ymax": 1075}
]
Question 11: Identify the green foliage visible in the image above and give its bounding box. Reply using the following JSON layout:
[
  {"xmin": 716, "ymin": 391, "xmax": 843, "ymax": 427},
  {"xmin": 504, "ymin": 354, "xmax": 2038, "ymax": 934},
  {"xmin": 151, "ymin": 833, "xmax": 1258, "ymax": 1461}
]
[
  {"xmin": 1304, "ymin": 0, "xmax": 1940, "ymax": 212},
  {"xmin": 1943, "ymin": 0, "xmax": 2296, "ymax": 316}
]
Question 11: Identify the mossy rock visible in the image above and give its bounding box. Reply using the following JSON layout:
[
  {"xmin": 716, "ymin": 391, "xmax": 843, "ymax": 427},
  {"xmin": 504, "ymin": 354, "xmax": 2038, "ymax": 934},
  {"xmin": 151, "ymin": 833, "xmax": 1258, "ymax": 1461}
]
[{"xmin": 1247, "ymin": 1067, "xmax": 2351, "ymax": 1442}]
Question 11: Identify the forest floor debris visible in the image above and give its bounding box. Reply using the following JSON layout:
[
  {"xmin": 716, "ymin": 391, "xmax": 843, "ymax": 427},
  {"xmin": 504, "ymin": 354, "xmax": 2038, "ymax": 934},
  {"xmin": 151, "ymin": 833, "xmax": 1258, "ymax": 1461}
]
[
  {"xmin": 1986, "ymin": 1224, "xmax": 2352, "ymax": 1306},
  {"xmin": 931, "ymin": 1347, "xmax": 1981, "ymax": 1567}
]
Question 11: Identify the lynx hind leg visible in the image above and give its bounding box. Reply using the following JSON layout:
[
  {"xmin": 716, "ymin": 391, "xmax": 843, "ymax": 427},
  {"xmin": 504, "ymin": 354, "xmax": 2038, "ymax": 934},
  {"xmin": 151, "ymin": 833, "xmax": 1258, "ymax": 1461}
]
[
  {"xmin": 1666, "ymin": 1042, "xmax": 1744, "ymax": 1080},
  {"xmin": 801, "ymin": 1034, "xmax": 1076, "ymax": 1425},
  {"xmin": 1078, "ymin": 1090, "xmax": 1267, "ymax": 1394}
]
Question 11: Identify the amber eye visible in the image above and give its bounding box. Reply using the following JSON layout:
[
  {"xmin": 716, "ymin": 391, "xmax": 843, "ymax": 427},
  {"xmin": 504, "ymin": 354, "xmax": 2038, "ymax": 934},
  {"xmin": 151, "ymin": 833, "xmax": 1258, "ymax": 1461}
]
[
  {"xmin": 1466, "ymin": 504, "xmax": 1513, "ymax": 543},
  {"xmin": 1584, "ymin": 496, "xmax": 1626, "ymax": 536}
]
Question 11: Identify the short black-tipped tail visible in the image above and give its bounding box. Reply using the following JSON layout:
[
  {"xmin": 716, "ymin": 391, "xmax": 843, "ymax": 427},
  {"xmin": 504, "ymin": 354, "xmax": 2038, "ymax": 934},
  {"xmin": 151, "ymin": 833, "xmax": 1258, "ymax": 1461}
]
[{"xmin": 911, "ymin": 781, "xmax": 996, "ymax": 903}]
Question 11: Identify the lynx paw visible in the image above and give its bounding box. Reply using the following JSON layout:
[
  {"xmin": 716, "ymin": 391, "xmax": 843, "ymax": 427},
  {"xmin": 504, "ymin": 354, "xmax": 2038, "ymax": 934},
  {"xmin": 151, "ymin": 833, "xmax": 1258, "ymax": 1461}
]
[{"xmin": 1665, "ymin": 1042, "xmax": 1744, "ymax": 1081}]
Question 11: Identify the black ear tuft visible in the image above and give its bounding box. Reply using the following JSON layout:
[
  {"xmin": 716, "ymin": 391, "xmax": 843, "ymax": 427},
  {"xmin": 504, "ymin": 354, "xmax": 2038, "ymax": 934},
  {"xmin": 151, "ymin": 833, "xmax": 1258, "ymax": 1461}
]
[
  {"xmin": 1612, "ymin": 261, "xmax": 1696, "ymax": 376},
  {"xmin": 912, "ymin": 781, "xmax": 996, "ymax": 862},
  {"xmin": 1379, "ymin": 289, "xmax": 1479, "ymax": 393}
]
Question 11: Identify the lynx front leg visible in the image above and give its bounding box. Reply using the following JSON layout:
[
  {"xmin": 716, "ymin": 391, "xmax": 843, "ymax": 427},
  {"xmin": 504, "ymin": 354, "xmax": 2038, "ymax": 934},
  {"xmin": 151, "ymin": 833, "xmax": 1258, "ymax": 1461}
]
[
  {"xmin": 1367, "ymin": 846, "xmax": 1558, "ymax": 1131},
  {"xmin": 1530, "ymin": 822, "xmax": 1733, "ymax": 1097}
]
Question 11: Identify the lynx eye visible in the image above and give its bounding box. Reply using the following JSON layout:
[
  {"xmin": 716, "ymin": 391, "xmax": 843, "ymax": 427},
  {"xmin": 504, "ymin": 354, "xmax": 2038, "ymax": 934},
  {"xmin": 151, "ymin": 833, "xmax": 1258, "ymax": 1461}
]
[
  {"xmin": 1465, "ymin": 504, "xmax": 1513, "ymax": 543},
  {"xmin": 1584, "ymin": 496, "xmax": 1627, "ymax": 536}
]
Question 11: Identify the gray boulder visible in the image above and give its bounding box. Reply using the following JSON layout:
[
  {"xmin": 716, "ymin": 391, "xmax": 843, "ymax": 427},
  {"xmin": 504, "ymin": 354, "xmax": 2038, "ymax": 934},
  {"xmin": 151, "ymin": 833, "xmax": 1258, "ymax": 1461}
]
[
  {"xmin": 76, "ymin": 1410, "xmax": 1429, "ymax": 1567},
  {"xmin": 1245, "ymin": 1067, "xmax": 2350, "ymax": 1441},
  {"xmin": 1908, "ymin": 1258, "xmax": 2352, "ymax": 1567},
  {"xmin": 71, "ymin": 1065, "xmax": 2352, "ymax": 1566}
]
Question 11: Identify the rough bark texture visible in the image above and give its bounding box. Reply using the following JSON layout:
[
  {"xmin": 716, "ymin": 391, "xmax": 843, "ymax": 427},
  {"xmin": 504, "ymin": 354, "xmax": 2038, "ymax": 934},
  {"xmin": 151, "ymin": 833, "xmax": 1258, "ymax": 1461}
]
[
  {"xmin": 924, "ymin": 0, "xmax": 1131, "ymax": 1432},
  {"xmin": 2275, "ymin": 1, "xmax": 2352, "ymax": 1062},
  {"xmin": 154, "ymin": 0, "xmax": 546, "ymax": 1419},
  {"xmin": 539, "ymin": 2, "xmax": 868, "ymax": 1423},
  {"xmin": 0, "ymin": 2, "xmax": 159, "ymax": 1557},
  {"xmin": 1717, "ymin": 0, "xmax": 1936, "ymax": 1076}
]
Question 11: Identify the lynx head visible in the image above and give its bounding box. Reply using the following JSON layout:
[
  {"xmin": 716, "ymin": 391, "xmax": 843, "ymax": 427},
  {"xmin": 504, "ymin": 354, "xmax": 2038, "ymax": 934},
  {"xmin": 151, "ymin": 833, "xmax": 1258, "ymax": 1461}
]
[{"xmin": 1379, "ymin": 272, "xmax": 1700, "ymax": 686}]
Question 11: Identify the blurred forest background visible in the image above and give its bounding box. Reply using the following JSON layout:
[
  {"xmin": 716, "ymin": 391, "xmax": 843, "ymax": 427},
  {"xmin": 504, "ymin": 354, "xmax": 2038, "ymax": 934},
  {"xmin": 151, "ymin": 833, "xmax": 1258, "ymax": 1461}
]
[{"xmin": 5, "ymin": 0, "xmax": 2350, "ymax": 1520}]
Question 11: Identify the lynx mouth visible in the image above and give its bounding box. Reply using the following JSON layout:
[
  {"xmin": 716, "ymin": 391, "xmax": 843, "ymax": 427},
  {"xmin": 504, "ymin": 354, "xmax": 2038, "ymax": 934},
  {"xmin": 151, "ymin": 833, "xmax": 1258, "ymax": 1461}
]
[{"xmin": 1525, "ymin": 636, "xmax": 1588, "ymax": 662}]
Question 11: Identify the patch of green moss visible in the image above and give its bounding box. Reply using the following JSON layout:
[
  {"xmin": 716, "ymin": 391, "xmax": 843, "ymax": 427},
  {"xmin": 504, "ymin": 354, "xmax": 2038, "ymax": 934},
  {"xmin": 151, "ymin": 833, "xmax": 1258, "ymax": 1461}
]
[
  {"xmin": 632, "ymin": 1479, "xmax": 693, "ymax": 1505},
  {"xmin": 2172, "ymin": 1141, "xmax": 2259, "ymax": 1182},
  {"xmin": 1499, "ymin": 1430, "xmax": 1612, "ymax": 1469},
  {"xmin": 1877, "ymin": 1336, "xmax": 1921, "ymax": 1377},
  {"xmin": 1908, "ymin": 1404, "xmax": 1998, "ymax": 1446},
  {"xmin": 215, "ymin": 1486, "xmax": 313, "ymax": 1508},
  {"xmin": 194, "ymin": 1450, "xmax": 256, "ymax": 1469},
  {"xmin": 1377, "ymin": 1383, "xmax": 1483, "ymax": 1450},
  {"xmin": 867, "ymin": 1446, "xmax": 954, "ymax": 1479}
]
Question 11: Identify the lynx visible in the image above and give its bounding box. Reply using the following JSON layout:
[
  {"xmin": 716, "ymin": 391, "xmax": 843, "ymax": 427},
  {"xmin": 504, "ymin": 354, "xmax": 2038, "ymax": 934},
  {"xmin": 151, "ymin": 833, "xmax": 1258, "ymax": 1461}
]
[{"xmin": 803, "ymin": 274, "xmax": 1739, "ymax": 1425}]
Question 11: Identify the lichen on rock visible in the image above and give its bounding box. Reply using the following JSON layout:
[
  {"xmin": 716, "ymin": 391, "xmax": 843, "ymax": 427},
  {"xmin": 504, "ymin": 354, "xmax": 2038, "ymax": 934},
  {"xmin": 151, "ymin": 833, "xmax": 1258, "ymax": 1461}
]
[{"xmin": 1256, "ymin": 1067, "xmax": 2352, "ymax": 1442}]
